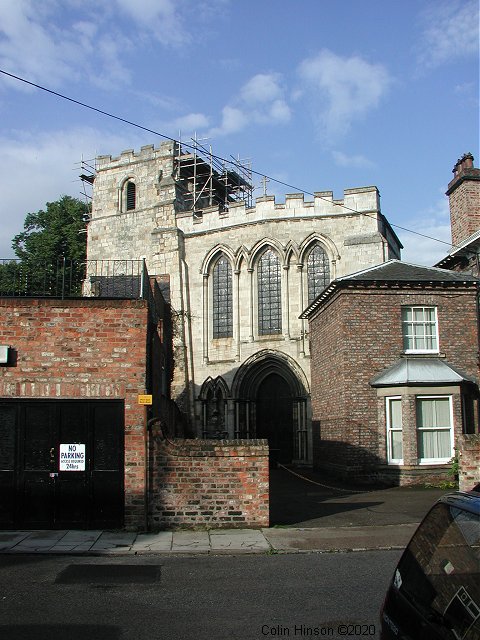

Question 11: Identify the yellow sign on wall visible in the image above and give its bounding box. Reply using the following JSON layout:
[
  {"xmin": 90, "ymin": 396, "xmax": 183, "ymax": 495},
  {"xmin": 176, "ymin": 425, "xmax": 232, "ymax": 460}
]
[{"xmin": 138, "ymin": 394, "xmax": 153, "ymax": 405}]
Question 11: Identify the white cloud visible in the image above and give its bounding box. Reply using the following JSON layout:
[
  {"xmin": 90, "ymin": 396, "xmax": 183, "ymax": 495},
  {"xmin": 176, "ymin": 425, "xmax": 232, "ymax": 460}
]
[
  {"xmin": 416, "ymin": 0, "xmax": 479, "ymax": 71},
  {"xmin": 0, "ymin": 0, "xmax": 218, "ymax": 93},
  {"xmin": 92, "ymin": 35, "xmax": 132, "ymax": 89},
  {"xmin": 172, "ymin": 112, "xmax": 210, "ymax": 132},
  {"xmin": 332, "ymin": 150, "xmax": 374, "ymax": 169},
  {"xmin": 113, "ymin": 0, "xmax": 189, "ymax": 46},
  {"xmin": 268, "ymin": 99, "xmax": 291, "ymax": 124},
  {"xmin": 0, "ymin": 126, "xmax": 143, "ymax": 258},
  {"xmin": 209, "ymin": 72, "xmax": 291, "ymax": 137},
  {"xmin": 0, "ymin": 0, "xmax": 84, "ymax": 88},
  {"xmin": 240, "ymin": 73, "xmax": 283, "ymax": 104},
  {"xmin": 398, "ymin": 197, "xmax": 452, "ymax": 266},
  {"xmin": 240, "ymin": 73, "xmax": 291, "ymax": 124},
  {"xmin": 209, "ymin": 106, "xmax": 248, "ymax": 137},
  {"xmin": 0, "ymin": 0, "xmax": 133, "ymax": 93},
  {"xmin": 298, "ymin": 49, "xmax": 391, "ymax": 141},
  {"xmin": 132, "ymin": 90, "xmax": 183, "ymax": 112}
]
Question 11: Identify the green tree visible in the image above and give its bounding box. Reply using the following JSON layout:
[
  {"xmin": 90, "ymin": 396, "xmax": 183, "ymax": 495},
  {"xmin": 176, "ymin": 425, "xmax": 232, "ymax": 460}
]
[
  {"xmin": 0, "ymin": 196, "xmax": 90, "ymax": 296},
  {"xmin": 12, "ymin": 195, "xmax": 89, "ymax": 263}
]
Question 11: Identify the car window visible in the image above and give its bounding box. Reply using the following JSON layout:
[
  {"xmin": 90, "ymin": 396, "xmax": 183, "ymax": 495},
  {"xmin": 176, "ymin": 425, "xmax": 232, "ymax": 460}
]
[{"xmin": 395, "ymin": 502, "xmax": 479, "ymax": 639}]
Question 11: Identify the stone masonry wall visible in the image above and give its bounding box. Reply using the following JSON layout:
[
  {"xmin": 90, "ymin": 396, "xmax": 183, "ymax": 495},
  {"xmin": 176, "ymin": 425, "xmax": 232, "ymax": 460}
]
[
  {"xmin": 0, "ymin": 297, "xmax": 151, "ymax": 530},
  {"xmin": 457, "ymin": 434, "xmax": 480, "ymax": 491},
  {"xmin": 87, "ymin": 140, "xmax": 401, "ymax": 435},
  {"xmin": 88, "ymin": 142, "xmax": 190, "ymax": 413},
  {"xmin": 149, "ymin": 434, "xmax": 269, "ymax": 529},
  {"xmin": 181, "ymin": 199, "xmax": 392, "ymax": 438}
]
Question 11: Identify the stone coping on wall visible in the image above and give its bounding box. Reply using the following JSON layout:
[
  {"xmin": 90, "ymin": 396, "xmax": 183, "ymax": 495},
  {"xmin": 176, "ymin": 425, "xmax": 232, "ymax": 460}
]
[{"xmin": 154, "ymin": 437, "xmax": 268, "ymax": 457}]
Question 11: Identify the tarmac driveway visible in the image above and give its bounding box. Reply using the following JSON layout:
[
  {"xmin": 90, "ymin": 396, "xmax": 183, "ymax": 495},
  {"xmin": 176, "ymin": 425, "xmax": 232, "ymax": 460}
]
[{"xmin": 269, "ymin": 465, "xmax": 450, "ymax": 528}]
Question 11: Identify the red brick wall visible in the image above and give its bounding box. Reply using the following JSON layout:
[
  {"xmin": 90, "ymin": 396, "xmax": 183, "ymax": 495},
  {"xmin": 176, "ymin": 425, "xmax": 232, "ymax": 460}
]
[
  {"xmin": 457, "ymin": 434, "xmax": 480, "ymax": 491},
  {"xmin": 0, "ymin": 297, "xmax": 151, "ymax": 530},
  {"xmin": 448, "ymin": 171, "xmax": 480, "ymax": 247},
  {"xmin": 309, "ymin": 285, "xmax": 479, "ymax": 483},
  {"xmin": 149, "ymin": 434, "xmax": 269, "ymax": 529}
]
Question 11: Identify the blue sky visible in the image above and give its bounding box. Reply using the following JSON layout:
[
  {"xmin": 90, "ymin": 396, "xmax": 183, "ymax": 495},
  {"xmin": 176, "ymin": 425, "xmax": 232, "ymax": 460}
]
[{"xmin": 0, "ymin": 0, "xmax": 478, "ymax": 264}]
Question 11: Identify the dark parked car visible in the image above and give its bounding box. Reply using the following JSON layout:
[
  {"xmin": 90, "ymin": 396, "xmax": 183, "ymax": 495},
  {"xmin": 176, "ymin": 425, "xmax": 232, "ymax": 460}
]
[{"xmin": 380, "ymin": 486, "xmax": 480, "ymax": 639}]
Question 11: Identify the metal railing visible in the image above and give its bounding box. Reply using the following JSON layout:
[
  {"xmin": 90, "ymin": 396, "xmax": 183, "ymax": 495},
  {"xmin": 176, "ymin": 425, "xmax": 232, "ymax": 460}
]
[{"xmin": 0, "ymin": 258, "xmax": 149, "ymax": 299}]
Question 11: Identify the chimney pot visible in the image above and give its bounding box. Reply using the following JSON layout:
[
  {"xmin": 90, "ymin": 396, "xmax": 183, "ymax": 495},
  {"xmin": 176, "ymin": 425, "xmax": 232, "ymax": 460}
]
[{"xmin": 462, "ymin": 153, "xmax": 474, "ymax": 169}]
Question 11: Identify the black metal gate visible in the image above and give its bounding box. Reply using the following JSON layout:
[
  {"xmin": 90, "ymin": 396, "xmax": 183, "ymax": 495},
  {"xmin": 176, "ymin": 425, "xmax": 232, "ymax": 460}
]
[{"xmin": 0, "ymin": 399, "xmax": 124, "ymax": 529}]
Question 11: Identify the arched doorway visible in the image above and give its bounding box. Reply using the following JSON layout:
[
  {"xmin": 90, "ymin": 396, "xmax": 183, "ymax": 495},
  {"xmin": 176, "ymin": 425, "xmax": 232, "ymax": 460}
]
[
  {"xmin": 256, "ymin": 374, "xmax": 293, "ymax": 463},
  {"xmin": 232, "ymin": 350, "xmax": 310, "ymax": 463}
]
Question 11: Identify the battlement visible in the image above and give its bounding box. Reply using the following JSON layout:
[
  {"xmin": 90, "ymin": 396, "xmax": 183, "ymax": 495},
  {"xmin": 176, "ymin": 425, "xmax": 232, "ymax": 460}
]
[
  {"xmin": 96, "ymin": 140, "xmax": 177, "ymax": 170},
  {"xmin": 176, "ymin": 186, "xmax": 381, "ymax": 233}
]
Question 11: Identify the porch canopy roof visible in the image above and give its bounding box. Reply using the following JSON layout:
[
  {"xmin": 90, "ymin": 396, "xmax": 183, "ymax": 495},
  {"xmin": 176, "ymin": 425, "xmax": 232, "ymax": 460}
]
[{"xmin": 370, "ymin": 357, "xmax": 477, "ymax": 387}]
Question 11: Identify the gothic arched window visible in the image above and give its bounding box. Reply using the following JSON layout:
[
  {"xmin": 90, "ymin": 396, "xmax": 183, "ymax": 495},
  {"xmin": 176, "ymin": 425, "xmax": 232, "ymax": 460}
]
[
  {"xmin": 201, "ymin": 377, "xmax": 229, "ymax": 439},
  {"xmin": 258, "ymin": 248, "xmax": 282, "ymax": 335},
  {"xmin": 307, "ymin": 244, "xmax": 330, "ymax": 304},
  {"xmin": 212, "ymin": 255, "xmax": 233, "ymax": 338}
]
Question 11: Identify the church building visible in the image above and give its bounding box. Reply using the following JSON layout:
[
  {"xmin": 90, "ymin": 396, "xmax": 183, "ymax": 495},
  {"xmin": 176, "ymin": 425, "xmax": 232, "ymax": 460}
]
[{"xmin": 86, "ymin": 140, "xmax": 402, "ymax": 465}]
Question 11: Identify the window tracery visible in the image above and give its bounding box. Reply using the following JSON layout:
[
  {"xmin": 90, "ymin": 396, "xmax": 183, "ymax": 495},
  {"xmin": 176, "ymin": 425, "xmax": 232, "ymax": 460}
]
[
  {"xmin": 257, "ymin": 248, "xmax": 282, "ymax": 335},
  {"xmin": 212, "ymin": 255, "xmax": 233, "ymax": 338},
  {"xmin": 306, "ymin": 243, "xmax": 330, "ymax": 304}
]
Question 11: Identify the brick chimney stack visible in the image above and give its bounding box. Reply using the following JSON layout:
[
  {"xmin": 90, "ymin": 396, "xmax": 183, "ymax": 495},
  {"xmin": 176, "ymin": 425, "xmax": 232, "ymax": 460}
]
[{"xmin": 446, "ymin": 153, "xmax": 480, "ymax": 247}]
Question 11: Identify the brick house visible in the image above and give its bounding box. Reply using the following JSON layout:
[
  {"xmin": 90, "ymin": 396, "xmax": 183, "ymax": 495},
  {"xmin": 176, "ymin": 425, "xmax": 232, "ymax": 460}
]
[
  {"xmin": 302, "ymin": 260, "xmax": 479, "ymax": 485},
  {"xmin": 436, "ymin": 152, "xmax": 480, "ymax": 275},
  {"xmin": 435, "ymin": 152, "xmax": 480, "ymax": 488}
]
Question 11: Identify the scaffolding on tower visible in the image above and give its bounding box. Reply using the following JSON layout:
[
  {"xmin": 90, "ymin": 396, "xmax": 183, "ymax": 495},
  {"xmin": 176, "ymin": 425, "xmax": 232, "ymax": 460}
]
[
  {"xmin": 75, "ymin": 154, "xmax": 96, "ymax": 216},
  {"xmin": 176, "ymin": 136, "xmax": 253, "ymax": 216}
]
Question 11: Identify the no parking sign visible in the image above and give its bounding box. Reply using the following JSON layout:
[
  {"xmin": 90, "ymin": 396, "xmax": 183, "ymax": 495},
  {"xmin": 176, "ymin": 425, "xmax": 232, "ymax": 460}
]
[{"xmin": 59, "ymin": 444, "xmax": 86, "ymax": 471}]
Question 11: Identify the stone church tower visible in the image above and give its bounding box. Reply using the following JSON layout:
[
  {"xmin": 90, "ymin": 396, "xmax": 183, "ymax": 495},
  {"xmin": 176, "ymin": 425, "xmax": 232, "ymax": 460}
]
[{"xmin": 87, "ymin": 140, "xmax": 402, "ymax": 463}]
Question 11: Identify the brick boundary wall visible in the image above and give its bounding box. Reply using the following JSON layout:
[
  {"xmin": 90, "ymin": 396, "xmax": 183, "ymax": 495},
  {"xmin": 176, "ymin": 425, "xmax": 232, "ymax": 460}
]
[
  {"xmin": 457, "ymin": 434, "xmax": 480, "ymax": 492},
  {"xmin": 149, "ymin": 432, "xmax": 269, "ymax": 529}
]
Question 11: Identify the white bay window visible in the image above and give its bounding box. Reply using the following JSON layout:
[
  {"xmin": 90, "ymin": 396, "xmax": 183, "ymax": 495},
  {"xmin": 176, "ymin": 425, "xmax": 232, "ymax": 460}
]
[
  {"xmin": 416, "ymin": 396, "xmax": 454, "ymax": 463},
  {"xmin": 386, "ymin": 397, "xmax": 403, "ymax": 463}
]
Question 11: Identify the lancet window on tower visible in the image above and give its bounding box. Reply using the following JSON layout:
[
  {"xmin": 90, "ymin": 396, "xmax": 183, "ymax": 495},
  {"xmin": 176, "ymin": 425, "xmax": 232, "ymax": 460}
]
[
  {"xmin": 126, "ymin": 181, "xmax": 136, "ymax": 211},
  {"xmin": 258, "ymin": 248, "xmax": 282, "ymax": 335}
]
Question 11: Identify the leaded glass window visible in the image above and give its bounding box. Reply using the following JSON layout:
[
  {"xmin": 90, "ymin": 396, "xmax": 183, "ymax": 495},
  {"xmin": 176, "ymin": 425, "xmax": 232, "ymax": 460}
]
[
  {"xmin": 307, "ymin": 244, "xmax": 330, "ymax": 304},
  {"xmin": 258, "ymin": 249, "xmax": 282, "ymax": 335},
  {"xmin": 212, "ymin": 256, "xmax": 233, "ymax": 338}
]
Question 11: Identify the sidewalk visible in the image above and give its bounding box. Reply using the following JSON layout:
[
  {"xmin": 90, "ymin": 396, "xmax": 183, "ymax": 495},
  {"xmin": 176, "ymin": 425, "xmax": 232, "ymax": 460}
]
[
  {"xmin": 0, "ymin": 523, "xmax": 420, "ymax": 555},
  {"xmin": 0, "ymin": 473, "xmax": 451, "ymax": 556}
]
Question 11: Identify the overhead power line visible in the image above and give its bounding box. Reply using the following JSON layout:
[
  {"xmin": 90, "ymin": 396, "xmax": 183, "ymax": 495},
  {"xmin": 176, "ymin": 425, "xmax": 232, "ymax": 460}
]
[{"xmin": 0, "ymin": 68, "xmax": 455, "ymax": 250}]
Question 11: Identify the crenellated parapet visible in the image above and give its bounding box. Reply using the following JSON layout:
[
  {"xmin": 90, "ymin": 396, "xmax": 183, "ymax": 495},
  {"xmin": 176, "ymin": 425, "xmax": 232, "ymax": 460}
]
[
  {"xmin": 96, "ymin": 140, "xmax": 178, "ymax": 170},
  {"xmin": 176, "ymin": 185, "xmax": 381, "ymax": 234}
]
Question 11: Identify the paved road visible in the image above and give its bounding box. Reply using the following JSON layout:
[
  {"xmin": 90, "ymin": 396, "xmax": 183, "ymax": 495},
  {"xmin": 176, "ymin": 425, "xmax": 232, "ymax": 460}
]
[{"xmin": 0, "ymin": 550, "xmax": 401, "ymax": 640}]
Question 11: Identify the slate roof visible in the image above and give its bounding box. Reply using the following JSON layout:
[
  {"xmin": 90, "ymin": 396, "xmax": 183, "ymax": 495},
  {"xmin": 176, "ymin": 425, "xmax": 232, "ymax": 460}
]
[
  {"xmin": 370, "ymin": 357, "xmax": 477, "ymax": 387},
  {"xmin": 337, "ymin": 259, "xmax": 479, "ymax": 283},
  {"xmin": 301, "ymin": 259, "xmax": 479, "ymax": 319}
]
